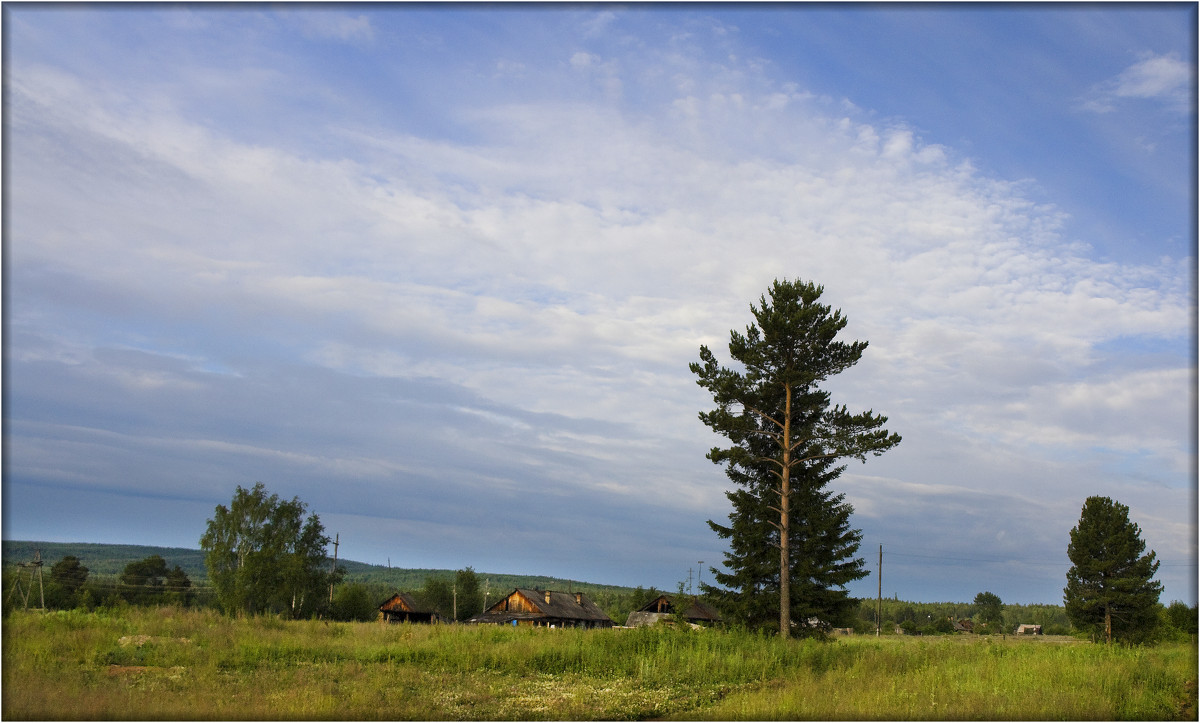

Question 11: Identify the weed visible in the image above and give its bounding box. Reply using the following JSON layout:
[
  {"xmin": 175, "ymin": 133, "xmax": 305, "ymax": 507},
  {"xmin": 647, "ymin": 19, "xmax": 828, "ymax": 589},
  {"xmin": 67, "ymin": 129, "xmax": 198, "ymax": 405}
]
[{"xmin": 2, "ymin": 607, "xmax": 1195, "ymax": 720}]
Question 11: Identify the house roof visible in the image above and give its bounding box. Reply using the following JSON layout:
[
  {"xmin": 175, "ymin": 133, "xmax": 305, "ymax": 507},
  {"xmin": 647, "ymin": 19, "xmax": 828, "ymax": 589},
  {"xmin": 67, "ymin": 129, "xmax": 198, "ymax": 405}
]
[
  {"xmin": 471, "ymin": 588, "xmax": 614, "ymax": 624},
  {"xmin": 636, "ymin": 594, "xmax": 722, "ymax": 621},
  {"xmin": 378, "ymin": 592, "xmax": 435, "ymax": 614}
]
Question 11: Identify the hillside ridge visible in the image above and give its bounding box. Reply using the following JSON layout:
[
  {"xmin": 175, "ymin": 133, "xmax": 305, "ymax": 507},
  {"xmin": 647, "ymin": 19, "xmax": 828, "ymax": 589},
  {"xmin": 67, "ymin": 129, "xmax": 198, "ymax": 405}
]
[{"xmin": 0, "ymin": 540, "xmax": 640, "ymax": 595}]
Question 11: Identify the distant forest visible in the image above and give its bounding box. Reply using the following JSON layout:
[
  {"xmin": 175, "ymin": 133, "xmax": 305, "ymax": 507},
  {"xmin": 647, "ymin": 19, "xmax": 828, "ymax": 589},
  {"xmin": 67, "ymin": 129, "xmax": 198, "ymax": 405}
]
[{"xmin": 1, "ymin": 540, "xmax": 635, "ymax": 593}]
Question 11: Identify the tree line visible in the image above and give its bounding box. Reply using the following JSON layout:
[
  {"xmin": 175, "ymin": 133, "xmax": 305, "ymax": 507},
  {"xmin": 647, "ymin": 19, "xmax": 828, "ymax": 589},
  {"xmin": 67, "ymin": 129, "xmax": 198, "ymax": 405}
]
[{"xmin": 3, "ymin": 553, "xmax": 202, "ymax": 612}]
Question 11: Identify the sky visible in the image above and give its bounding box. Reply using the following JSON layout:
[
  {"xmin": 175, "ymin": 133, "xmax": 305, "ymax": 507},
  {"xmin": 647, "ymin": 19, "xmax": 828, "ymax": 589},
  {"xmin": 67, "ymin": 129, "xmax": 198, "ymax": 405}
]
[{"xmin": 3, "ymin": 4, "xmax": 1196, "ymax": 607}]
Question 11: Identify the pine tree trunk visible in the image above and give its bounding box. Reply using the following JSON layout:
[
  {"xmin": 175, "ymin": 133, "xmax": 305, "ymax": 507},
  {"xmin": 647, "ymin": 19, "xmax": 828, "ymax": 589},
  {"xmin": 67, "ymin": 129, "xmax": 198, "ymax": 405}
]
[
  {"xmin": 1105, "ymin": 604, "xmax": 1112, "ymax": 644},
  {"xmin": 779, "ymin": 384, "xmax": 792, "ymax": 638}
]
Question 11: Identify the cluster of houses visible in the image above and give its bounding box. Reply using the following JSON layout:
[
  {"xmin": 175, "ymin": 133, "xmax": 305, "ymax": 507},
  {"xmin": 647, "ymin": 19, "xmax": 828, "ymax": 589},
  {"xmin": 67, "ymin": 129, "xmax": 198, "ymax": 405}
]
[
  {"xmin": 378, "ymin": 587, "xmax": 721, "ymax": 629},
  {"xmin": 380, "ymin": 588, "xmax": 1047, "ymax": 635}
]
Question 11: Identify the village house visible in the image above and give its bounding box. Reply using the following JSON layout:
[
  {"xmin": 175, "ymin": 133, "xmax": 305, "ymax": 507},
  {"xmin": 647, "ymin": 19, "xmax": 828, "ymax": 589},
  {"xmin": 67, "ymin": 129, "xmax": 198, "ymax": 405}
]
[
  {"xmin": 624, "ymin": 594, "xmax": 722, "ymax": 628},
  {"xmin": 467, "ymin": 588, "xmax": 615, "ymax": 628},
  {"xmin": 1015, "ymin": 623, "xmax": 1043, "ymax": 635},
  {"xmin": 378, "ymin": 592, "xmax": 442, "ymax": 624}
]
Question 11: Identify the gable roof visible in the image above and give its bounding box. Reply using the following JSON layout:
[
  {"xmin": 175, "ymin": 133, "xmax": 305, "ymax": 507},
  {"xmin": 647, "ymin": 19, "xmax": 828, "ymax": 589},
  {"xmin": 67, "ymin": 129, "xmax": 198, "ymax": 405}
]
[
  {"xmin": 636, "ymin": 594, "xmax": 722, "ymax": 621},
  {"xmin": 472, "ymin": 588, "xmax": 614, "ymax": 624},
  {"xmin": 379, "ymin": 592, "xmax": 435, "ymax": 615}
]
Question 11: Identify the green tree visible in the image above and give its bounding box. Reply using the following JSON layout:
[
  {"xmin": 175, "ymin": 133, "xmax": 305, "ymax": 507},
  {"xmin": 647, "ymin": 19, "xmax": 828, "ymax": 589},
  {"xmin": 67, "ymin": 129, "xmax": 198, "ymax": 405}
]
[
  {"xmin": 692, "ymin": 279, "xmax": 900, "ymax": 637},
  {"xmin": 200, "ymin": 483, "xmax": 340, "ymax": 618},
  {"xmin": 455, "ymin": 567, "xmax": 483, "ymax": 621},
  {"xmin": 164, "ymin": 565, "xmax": 193, "ymax": 606},
  {"xmin": 50, "ymin": 556, "xmax": 89, "ymax": 595},
  {"xmin": 331, "ymin": 583, "xmax": 378, "ymax": 622},
  {"xmin": 1064, "ymin": 496, "xmax": 1163, "ymax": 644},
  {"xmin": 120, "ymin": 555, "xmax": 170, "ymax": 605},
  {"xmin": 1165, "ymin": 600, "xmax": 1197, "ymax": 637},
  {"xmin": 973, "ymin": 591, "xmax": 1003, "ymax": 629},
  {"xmin": 417, "ymin": 576, "xmax": 454, "ymax": 619},
  {"xmin": 46, "ymin": 556, "xmax": 89, "ymax": 609}
]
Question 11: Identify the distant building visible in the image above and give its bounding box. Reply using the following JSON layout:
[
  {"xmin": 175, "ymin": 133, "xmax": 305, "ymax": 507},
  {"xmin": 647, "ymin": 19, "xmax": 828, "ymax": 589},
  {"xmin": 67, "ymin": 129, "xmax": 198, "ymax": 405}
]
[
  {"xmin": 624, "ymin": 594, "xmax": 722, "ymax": 628},
  {"xmin": 1015, "ymin": 623, "xmax": 1043, "ymax": 635},
  {"xmin": 467, "ymin": 588, "xmax": 614, "ymax": 629},
  {"xmin": 378, "ymin": 592, "xmax": 442, "ymax": 624}
]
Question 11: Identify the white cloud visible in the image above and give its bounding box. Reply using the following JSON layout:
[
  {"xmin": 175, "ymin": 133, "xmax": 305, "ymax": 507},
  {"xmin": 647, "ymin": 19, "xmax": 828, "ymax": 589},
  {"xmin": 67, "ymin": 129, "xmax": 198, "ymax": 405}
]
[
  {"xmin": 290, "ymin": 12, "xmax": 374, "ymax": 44},
  {"xmin": 1081, "ymin": 51, "xmax": 1195, "ymax": 113}
]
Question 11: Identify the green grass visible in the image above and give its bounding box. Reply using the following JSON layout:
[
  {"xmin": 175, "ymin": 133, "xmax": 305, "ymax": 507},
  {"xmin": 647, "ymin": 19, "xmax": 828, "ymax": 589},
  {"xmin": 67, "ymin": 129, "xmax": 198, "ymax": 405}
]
[{"xmin": 3, "ymin": 607, "xmax": 1195, "ymax": 720}]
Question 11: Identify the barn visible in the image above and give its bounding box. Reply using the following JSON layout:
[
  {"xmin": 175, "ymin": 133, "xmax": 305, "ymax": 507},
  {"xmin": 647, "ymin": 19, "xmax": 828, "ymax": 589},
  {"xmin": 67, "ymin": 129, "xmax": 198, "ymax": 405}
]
[
  {"xmin": 624, "ymin": 594, "xmax": 722, "ymax": 628},
  {"xmin": 378, "ymin": 592, "xmax": 442, "ymax": 624},
  {"xmin": 467, "ymin": 588, "xmax": 615, "ymax": 628}
]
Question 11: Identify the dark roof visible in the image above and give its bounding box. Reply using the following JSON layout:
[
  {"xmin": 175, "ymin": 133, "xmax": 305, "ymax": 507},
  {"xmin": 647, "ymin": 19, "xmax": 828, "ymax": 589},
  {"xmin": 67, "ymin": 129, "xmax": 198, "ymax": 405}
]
[
  {"xmin": 379, "ymin": 592, "xmax": 435, "ymax": 614},
  {"xmin": 469, "ymin": 588, "xmax": 614, "ymax": 624},
  {"xmin": 637, "ymin": 595, "xmax": 722, "ymax": 622}
]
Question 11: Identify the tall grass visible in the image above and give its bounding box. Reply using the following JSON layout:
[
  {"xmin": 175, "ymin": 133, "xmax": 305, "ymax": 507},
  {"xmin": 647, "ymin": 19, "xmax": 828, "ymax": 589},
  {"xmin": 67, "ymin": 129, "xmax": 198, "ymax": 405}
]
[{"xmin": 3, "ymin": 607, "xmax": 1194, "ymax": 720}]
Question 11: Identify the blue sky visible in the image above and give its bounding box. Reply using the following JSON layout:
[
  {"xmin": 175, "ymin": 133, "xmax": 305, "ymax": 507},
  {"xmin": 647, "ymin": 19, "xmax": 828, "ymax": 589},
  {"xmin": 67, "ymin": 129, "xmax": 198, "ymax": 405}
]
[{"xmin": 3, "ymin": 4, "xmax": 1195, "ymax": 606}]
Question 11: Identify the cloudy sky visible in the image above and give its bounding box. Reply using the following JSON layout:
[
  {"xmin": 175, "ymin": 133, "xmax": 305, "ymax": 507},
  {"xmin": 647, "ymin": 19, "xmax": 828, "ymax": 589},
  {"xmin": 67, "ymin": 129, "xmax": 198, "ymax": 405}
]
[{"xmin": 4, "ymin": 5, "xmax": 1195, "ymax": 606}]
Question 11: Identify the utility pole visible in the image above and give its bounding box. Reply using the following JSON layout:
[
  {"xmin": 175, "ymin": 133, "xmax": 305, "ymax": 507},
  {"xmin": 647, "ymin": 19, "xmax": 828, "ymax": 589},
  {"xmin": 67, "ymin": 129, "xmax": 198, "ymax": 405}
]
[
  {"xmin": 697, "ymin": 561, "xmax": 703, "ymax": 595},
  {"xmin": 8, "ymin": 550, "xmax": 45, "ymax": 610},
  {"xmin": 453, "ymin": 584, "xmax": 457, "ymax": 622},
  {"xmin": 876, "ymin": 544, "xmax": 882, "ymax": 637},
  {"xmin": 687, "ymin": 568, "xmax": 694, "ymax": 595},
  {"xmin": 328, "ymin": 533, "xmax": 339, "ymax": 604},
  {"xmin": 35, "ymin": 549, "xmax": 44, "ymax": 610}
]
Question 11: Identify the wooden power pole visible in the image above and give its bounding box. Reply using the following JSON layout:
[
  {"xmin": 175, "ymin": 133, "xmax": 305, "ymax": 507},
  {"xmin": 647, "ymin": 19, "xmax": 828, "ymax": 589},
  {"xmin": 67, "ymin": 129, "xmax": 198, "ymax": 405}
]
[
  {"xmin": 876, "ymin": 544, "xmax": 882, "ymax": 637},
  {"xmin": 328, "ymin": 533, "xmax": 339, "ymax": 604}
]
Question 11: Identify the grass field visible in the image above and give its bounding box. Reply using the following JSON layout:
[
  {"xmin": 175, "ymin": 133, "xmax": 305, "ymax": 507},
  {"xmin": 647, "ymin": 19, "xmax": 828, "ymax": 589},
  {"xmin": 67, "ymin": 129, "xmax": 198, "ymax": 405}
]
[{"xmin": 3, "ymin": 606, "xmax": 1195, "ymax": 720}]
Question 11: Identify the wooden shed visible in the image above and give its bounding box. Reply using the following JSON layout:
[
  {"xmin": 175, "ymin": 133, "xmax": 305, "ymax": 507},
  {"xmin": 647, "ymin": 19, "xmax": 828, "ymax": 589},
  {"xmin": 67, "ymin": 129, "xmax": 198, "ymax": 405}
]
[
  {"xmin": 1015, "ymin": 623, "xmax": 1043, "ymax": 635},
  {"xmin": 624, "ymin": 595, "xmax": 722, "ymax": 627},
  {"xmin": 379, "ymin": 592, "xmax": 442, "ymax": 624},
  {"xmin": 467, "ymin": 588, "xmax": 614, "ymax": 629}
]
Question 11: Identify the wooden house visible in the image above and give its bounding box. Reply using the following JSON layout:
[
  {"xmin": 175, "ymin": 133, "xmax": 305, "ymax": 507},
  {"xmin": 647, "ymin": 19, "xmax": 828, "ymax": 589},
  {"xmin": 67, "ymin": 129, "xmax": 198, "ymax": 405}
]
[
  {"xmin": 1015, "ymin": 623, "xmax": 1043, "ymax": 635},
  {"xmin": 378, "ymin": 592, "xmax": 442, "ymax": 624},
  {"xmin": 467, "ymin": 588, "xmax": 614, "ymax": 628},
  {"xmin": 624, "ymin": 594, "xmax": 722, "ymax": 628}
]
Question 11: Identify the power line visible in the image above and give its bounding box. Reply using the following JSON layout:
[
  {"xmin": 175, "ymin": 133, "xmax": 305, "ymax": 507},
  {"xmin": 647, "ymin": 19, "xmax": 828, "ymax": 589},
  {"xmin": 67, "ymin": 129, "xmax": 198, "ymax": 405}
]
[{"xmin": 883, "ymin": 548, "xmax": 1194, "ymax": 568}]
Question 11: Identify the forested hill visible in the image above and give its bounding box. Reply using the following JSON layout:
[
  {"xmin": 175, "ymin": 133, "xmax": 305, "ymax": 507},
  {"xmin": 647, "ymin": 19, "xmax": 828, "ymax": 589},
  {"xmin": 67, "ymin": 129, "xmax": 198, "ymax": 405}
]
[
  {"xmin": 0, "ymin": 540, "xmax": 638, "ymax": 597},
  {"xmin": 3, "ymin": 541, "xmax": 209, "ymax": 579}
]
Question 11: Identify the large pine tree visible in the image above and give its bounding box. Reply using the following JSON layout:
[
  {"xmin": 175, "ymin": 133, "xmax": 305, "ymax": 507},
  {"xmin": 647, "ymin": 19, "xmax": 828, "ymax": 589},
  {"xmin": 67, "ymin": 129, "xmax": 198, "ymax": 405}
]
[
  {"xmin": 692, "ymin": 279, "xmax": 900, "ymax": 637},
  {"xmin": 1064, "ymin": 496, "xmax": 1162, "ymax": 644}
]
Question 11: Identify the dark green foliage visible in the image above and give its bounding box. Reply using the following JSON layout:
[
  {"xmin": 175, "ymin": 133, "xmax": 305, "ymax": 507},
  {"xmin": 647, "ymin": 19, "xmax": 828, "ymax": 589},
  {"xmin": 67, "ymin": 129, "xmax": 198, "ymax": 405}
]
[
  {"xmin": 2, "ymin": 542, "xmax": 208, "ymax": 579},
  {"xmin": 50, "ymin": 556, "xmax": 89, "ymax": 594},
  {"xmin": 200, "ymin": 483, "xmax": 341, "ymax": 618},
  {"xmin": 455, "ymin": 567, "xmax": 484, "ymax": 621},
  {"xmin": 118, "ymin": 555, "xmax": 194, "ymax": 606},
  {"xmin": 1064, "ymin": 496, "xmax": 1163, "ymax": 644},
  {"xmin": 1164, "ymin": 600, "xmax": 1197, "ymax": 637},
  {"xmin": 927, "ymin": 616, "xmax": 955, "ymax": 634},
  {"xmin": 693, "ymin": 279, "xmax": 900, "ymax": 637},
  {"xmin": 165, "ymin": 564, "xmax": 193, "ymax": 606},
  {"xmin": 331, "ymin": 583, "xmax": 379, "ymax": 622},
  {"xmin": 43, "ymin": 556, "xmax": 90, "ymax": 609},
  {"xmin": 417, "ymin": 577, "xmax": 454, "ymax": 619},
  {"xmin": 120, "ymin": 555, "xmax": 169, "ymax": 604},
  {"xmin": 973, "ymin": 591, "xmax": 1003, "ymax": 628}
]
